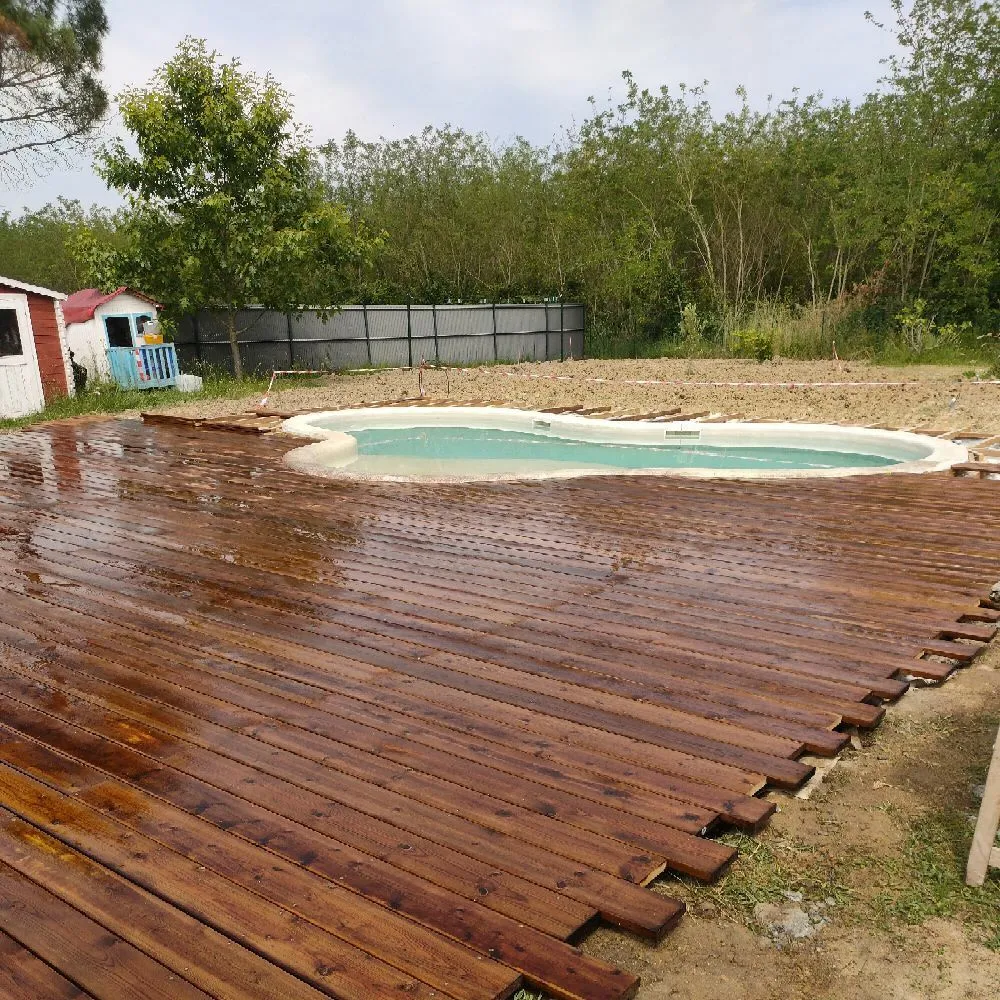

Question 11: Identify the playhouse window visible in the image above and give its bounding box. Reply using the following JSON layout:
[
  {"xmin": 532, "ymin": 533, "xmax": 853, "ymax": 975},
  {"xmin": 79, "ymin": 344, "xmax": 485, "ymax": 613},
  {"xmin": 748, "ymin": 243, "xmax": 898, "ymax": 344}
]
[
  {"xmin": 0, "ymin": 309, "xmax": 24, "ymax": 358},
  {"xmin": 104, "ymin": 315, "xmax": 133, "ymax": 348}
]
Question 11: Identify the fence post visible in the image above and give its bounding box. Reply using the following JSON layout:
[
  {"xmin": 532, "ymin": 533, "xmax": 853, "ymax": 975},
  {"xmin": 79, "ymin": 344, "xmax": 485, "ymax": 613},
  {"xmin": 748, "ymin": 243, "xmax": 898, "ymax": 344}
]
[
  {"xmin": 542, "ymin": 302, "xmax": 549, "ymax": 362},
  {"xmin": 192, "ymin": 313, "xmax": 202, "ymax": 363},
  {"xmin": 286, "ymin": 312, "xmax": 295, "ymax": 368},
  {"xmin": 581, "ymin": 303, "xmax": 586, "ymax": 359},
  {"xmin": 492, "ymin": 303, "xmax": 498, "ymax": 362},
  {"xmin": 362, "ymin": 304, "xmax": 372, "ymax": 365},
  {"xmin": 406, "ymin": 303, "xmax": 413, "ymax": 368},
  {"xmin": 559, "ymin": 301, "xmax": 565, "ymax": 362},
  {"xmin": 431, "ymin": 303, "xmax": 440, "ymax": 363}
]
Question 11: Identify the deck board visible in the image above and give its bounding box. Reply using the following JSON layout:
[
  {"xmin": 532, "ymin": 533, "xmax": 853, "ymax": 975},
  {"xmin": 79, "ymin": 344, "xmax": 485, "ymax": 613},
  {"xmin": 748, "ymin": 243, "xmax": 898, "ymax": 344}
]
[
  {"xmin": 0, "ymin": 930, "xmax": 92, "ymax": 1000},
  {"xmin": 0, "ymin": 418, "xmax": 998, "ymax": 998}
]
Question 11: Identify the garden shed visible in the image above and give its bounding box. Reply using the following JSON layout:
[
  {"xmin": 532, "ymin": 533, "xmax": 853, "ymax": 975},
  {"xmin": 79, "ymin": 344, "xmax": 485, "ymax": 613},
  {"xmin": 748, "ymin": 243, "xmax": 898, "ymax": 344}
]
[
  {"xmin": 0, "ymin": 276, "xmax": 74, "ymax": 418},
  {"xmin": 63, "ymin": 287, "xmax": 161, "ymax": 381}
]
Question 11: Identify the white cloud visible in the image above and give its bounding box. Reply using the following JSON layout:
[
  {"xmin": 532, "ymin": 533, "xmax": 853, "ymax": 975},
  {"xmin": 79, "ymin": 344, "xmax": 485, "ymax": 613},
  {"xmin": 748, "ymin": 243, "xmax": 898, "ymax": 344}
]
[{"xmin": 2, "ymin": 0, "xmax": 901, "ymax": 210}]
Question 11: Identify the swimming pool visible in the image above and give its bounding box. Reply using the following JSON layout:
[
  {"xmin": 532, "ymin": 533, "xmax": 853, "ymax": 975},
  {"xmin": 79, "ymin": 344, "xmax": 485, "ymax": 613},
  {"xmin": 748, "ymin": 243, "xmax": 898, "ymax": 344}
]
[{"xmin": 282, "ymin": 407, "xmax": 968, "ymax": 482}]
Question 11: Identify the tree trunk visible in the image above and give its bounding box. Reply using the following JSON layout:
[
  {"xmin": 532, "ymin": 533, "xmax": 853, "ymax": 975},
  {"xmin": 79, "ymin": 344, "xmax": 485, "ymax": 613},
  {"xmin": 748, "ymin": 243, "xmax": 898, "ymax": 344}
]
[{"xmin": 225, "ymin": 310, "xmax": 243, "ymax": 380}]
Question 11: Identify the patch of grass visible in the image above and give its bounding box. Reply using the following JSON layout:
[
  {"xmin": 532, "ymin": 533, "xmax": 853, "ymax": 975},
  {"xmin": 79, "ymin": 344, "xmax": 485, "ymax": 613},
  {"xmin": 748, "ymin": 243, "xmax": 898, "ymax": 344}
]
[
  {"xmin": 665, "ymin": 829, "xmax": 853, "ymax": 919},
  {"xmin": 0, "ymin": 373, "xmax": 275, "ymax": 432},
  {"xmin": 866, "ymin": 341, "xmax": 990, "ymax": 367},
  {"xmin": 857, "ymin": 806, "xmax": 1000, "ymax": 948},
  {"xmin": 662, "ymin": 727, "xmax": 1000, "ymax": 951}
]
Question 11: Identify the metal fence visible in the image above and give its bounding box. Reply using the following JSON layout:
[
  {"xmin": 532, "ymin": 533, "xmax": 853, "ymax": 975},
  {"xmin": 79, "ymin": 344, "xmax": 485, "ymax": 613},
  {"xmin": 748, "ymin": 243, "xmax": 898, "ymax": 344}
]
[{"xmin": 173, "ymin": 303, "xmax": 585, "ymax": 375}]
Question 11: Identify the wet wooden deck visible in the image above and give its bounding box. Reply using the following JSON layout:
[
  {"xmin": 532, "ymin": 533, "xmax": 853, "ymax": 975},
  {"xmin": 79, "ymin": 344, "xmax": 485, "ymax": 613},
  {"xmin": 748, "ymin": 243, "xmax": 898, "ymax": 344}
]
[{"xmin": 0, "ymin": 418, "xmax": 998, "ymax": 1000}]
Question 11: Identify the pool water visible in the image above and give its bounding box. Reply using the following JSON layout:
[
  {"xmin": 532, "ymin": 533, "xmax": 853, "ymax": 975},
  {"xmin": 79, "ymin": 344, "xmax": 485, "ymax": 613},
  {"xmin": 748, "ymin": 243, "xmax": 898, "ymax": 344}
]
[{"xmin": 346, "ymin": 426, "xmax": 897, "ymax": 472}]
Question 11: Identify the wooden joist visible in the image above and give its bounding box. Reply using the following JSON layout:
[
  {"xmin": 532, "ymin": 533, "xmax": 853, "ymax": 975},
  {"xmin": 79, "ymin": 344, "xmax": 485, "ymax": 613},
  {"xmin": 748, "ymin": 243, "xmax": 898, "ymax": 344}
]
[{"xmin": 952, "ymin": 461, "xmax": 1000, "ymax": 478}]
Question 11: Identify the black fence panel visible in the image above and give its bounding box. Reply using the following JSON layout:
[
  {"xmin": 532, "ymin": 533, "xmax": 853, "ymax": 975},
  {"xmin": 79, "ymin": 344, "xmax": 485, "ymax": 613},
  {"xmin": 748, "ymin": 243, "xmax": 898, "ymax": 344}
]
[{"xmin": 177, "ymin": 303, "xmax": 585, "ymax": 376}]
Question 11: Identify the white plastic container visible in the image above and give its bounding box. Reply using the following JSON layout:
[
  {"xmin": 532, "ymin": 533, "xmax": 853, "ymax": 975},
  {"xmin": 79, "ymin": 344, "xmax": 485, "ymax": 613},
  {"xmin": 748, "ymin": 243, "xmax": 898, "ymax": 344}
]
[{"xmin": 176, "ymin": 373, "xmax": 204, "ymax": 393}]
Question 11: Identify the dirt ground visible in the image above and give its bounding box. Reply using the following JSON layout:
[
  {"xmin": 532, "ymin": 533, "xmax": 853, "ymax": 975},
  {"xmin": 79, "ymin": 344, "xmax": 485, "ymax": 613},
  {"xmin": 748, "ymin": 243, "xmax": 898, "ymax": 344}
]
[
  {"xmin": 580, "ymin": 639, "xmax": 1000, "ymax": 999},
  {"xmin": 154, "ymin": 356, "xmax": 1000, "ymax": 998},
  {"xmin": 159, "ymin": 358, "xmax": 1000, "ymax": 434}
]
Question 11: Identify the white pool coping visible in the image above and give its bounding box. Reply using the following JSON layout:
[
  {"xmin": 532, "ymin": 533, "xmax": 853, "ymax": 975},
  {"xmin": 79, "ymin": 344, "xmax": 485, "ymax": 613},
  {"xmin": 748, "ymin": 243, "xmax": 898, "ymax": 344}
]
[{"xmin": 281, "ymin": 407, "xmax": 968, "ymax": 483}]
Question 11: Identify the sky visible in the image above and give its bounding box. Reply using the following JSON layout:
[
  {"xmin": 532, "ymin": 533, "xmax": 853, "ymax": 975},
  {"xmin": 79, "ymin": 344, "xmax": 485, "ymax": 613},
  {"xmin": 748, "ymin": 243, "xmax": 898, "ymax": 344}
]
[{"xmin": 3, "ymin": 0, "xmax": 903, "ymax": 212}]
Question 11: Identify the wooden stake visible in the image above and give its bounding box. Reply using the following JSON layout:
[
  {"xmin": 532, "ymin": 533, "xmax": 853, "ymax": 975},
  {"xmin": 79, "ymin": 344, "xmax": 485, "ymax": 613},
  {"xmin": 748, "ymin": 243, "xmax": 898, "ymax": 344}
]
[{"xmin": 966, "ymin": 721, "xmax": 1000, "ymax": 887}]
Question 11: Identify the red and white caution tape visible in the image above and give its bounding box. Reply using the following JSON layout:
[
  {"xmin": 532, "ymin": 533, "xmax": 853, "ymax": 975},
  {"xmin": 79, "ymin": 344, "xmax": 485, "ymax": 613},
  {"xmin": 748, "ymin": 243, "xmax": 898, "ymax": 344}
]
[
  {"xmin": 260, "ymin": 370, "xmax": 331, "ymax": 406},
  {"xmin": 343, "ymin": 364, "xmax": 1000, "ymax": 390}
]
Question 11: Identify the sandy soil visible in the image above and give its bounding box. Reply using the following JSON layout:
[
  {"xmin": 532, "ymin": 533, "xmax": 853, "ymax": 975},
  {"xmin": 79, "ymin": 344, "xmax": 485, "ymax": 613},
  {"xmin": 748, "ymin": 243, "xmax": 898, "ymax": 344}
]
[{"xmin": 158, "ymin": 358, "xmax": 1000, "ymax": 434}]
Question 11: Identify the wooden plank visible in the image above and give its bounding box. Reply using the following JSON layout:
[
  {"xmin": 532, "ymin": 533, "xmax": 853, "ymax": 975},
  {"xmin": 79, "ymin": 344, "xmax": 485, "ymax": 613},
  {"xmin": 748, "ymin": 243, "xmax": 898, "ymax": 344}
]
[
  {"xmin": 0, "ymin": 632, "xmax": 723, "ymax": 841},
  {"xmin": 952, "ymin": 462, "xmax": 1000, "ymax": 476},
  {"xmin": 0, "ymin": 930, "xmax": 91, "ymax": 1000},
  {"xmin": 0, "ymin": 809, "xmax": 340, "ymax": 1000},
  {"xmin": 966, "ymin": 722, "xmax": 1000, "ymax": 887},
  {"xmin": 0, "ymin": 755, "xmax": 634, "ymax": 1000},
  {"xmin": 0, "ymin": 863, "xmax": 212, "ymax": 1000},
  {"xmin": 25, "ymin": 476, "xmax": 968, "ymax": 672},
  {"xmin": 920, "ymin": 639, "xmax": 985, "ymax": 664},
  {"xmin": 0, "ymin": 573, "xmax": 792, "ymax": 802},
  {"xmin": 138, "ymin": 412, "xmax": 203, "ymax": 427},
  {"xmin": 0, "ymin": 697, "xmax": 682, "ymax": 939},
  {"xmin": 1, "ymin": 614, "xmax": 774, "ymax": 833},
  {"xmin": 6, "ymin": 526, "xmax": 885, "ymax": 736},
  {"xmin": 0, "ymin": 775, "xmax": 519, "ymax": 1000},
  {"xmin": 0, "ymin": 650, "xmax": 719, "ymax": 876},
  {"xmin": 964, "ymin": 607, "xmax": 1000, "ymax": 623},
  {"xmin": 936, "ymin": 622, "xmax": 996, "ymax": 642}
]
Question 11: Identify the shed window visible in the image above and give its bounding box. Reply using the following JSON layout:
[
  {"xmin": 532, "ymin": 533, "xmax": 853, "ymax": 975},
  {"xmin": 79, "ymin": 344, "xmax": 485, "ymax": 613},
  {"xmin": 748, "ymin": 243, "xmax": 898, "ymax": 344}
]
[
  {"xmin": 104, "ymin": 315, "xmax": 133, "ymax": 348},
  {"xmin": 135, "ymin": 314, "xmax": 153, "ymax": 336},
  {"xmin": 0, "ymin": 309, "xmax": 24, "ymax": 358}
]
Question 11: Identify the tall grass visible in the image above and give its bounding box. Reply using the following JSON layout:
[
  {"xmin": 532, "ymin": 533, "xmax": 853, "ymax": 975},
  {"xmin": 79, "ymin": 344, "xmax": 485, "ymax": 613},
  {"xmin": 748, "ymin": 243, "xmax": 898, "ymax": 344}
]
[{"xmin": 585, "ymin": 298, "xmax": 999, "ymax": 366}]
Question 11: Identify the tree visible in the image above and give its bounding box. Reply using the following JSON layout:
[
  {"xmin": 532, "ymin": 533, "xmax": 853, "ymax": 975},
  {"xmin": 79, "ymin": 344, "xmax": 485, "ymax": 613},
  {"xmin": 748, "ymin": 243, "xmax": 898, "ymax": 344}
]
[
  {"xmin": 0, "ymin": 197, "xmax": 123, "ymax": 290},
  {"xmin": 0, "ymin": 0, "xmax": 109, "ymax": 174},
  {"xmin": 75, "ymin": 37, "xmax": 375, "ymax": 378}
]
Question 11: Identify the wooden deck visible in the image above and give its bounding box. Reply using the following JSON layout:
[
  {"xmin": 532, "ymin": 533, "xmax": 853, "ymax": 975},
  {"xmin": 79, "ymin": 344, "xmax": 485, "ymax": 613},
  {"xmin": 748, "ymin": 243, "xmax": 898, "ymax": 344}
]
[{"xmin": 0, "ymin": 418, "xmax": 998, "ymax": 1000}]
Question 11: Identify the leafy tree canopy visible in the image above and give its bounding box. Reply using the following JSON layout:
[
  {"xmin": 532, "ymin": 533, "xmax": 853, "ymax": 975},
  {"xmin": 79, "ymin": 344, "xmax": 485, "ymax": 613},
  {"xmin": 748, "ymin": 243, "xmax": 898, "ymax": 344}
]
[{"xmin": 75, "ymin": 37, "xmax": 376, "ymax": 377}]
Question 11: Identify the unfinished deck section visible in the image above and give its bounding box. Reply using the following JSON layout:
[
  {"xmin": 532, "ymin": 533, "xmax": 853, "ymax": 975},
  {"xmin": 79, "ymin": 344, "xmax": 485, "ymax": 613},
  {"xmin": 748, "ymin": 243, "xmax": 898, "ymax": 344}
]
[{"xmin": 0, "ymin": 419, "xmax": 998, "ymax": 1000}]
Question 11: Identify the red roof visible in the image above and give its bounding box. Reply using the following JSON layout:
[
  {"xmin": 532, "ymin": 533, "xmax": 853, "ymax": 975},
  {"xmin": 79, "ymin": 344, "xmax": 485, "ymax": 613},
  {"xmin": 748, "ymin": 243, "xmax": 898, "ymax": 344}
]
[{"xmin": 63, "ymin": 287, "xmax": 160, "ymax": 325}]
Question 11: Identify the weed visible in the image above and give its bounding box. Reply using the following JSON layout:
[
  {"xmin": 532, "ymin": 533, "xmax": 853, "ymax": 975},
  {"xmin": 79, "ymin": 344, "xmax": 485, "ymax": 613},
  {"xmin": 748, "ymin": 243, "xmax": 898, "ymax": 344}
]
[
  {"xmin": 678, "ymin": 302, "xmax": 706, "ymax": 353},
  {"xmin": 729, "ymin": 328, "xmax": 775, "ymax": 363},
  {"xmin": 896, "ymin": 299, "xmax": 936, "ymax": 352}
]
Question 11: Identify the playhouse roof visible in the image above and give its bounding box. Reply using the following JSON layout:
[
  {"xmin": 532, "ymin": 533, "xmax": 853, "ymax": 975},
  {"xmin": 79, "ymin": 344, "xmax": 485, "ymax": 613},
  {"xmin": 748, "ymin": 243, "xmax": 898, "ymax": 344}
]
[{"xmin": 63, "ymin": 287, "xmax": 160, "ymax": 325}]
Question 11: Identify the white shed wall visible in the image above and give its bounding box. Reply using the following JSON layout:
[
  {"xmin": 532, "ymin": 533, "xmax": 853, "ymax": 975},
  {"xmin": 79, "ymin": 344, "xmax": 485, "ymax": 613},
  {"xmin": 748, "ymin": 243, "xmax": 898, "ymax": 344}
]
[
  {"xmin": 54, "ymin": 301, "xmax": 76, "ymax": 396},
  {"xmin": 66, "ymin": 317, "xmax": 108, "ymax": 378}
]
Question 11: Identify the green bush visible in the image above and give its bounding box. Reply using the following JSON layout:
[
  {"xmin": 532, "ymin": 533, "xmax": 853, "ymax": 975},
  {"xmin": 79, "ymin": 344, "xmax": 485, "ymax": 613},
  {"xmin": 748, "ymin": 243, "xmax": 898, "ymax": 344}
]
[{"xmin": 729, "ymin": 328, "xmax": 774, "ymax": 363}]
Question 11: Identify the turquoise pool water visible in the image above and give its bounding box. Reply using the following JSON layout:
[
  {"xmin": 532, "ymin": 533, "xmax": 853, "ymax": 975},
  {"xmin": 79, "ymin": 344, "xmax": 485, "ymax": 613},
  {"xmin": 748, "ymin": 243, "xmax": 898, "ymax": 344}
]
[{"xmin": 345, "ymin": 426, "xmax": 897, "ymax": 471}]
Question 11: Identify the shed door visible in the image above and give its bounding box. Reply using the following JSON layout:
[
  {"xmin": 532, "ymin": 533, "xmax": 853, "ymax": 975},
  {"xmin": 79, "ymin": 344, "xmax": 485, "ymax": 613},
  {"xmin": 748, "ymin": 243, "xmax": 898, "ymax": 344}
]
[{"xmin": 0, "ymin": 293, "xmax": 46, "ymax": 418}]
